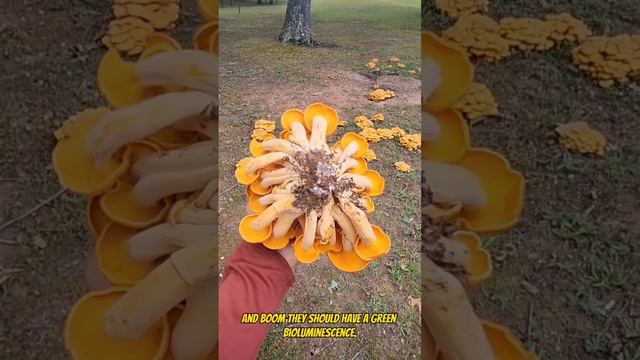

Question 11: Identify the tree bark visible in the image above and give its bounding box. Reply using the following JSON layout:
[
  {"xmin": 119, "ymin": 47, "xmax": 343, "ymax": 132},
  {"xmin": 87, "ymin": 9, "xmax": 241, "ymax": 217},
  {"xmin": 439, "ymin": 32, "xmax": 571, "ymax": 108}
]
[{"xmin": 278, "ymin": 0, "xmax": 316, "ymax": 46}]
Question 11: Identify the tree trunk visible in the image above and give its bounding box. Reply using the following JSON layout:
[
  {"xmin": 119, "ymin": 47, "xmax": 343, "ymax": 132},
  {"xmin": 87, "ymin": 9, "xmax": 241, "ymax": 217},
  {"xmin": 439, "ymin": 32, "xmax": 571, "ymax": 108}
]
[{"xmin": 278, "ymin": 0, "xmax": 316, "ymax": 46}]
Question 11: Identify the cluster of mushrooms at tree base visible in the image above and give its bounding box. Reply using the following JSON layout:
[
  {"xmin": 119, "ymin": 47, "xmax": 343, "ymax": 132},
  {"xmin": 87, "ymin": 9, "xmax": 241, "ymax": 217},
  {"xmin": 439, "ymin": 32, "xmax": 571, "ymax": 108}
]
[
  {"xmin": 422, "ymin": 30, "xmax": 533, "ymax": 359},
  {"xmin": 236, "ymin": 103, "xmax": 391, "ymax": 272}
]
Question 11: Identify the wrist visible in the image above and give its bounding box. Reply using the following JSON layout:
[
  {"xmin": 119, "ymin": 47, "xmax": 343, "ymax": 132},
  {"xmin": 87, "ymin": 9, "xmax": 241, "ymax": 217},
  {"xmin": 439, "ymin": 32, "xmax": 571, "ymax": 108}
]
[{"xmin": 277, "ymin": 244, "xmax": 298, "ymax": 270}]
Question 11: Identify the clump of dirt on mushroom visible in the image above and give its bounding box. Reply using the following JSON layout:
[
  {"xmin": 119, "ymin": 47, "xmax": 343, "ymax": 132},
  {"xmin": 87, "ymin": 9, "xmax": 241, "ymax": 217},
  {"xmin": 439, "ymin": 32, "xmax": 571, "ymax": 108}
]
[
  {"xmin": 422, "ymin": 175, "xmax": 467, "ymax": 279},
  {"xmin": 291, "ymin": 150, "xmax": 363, "ymax": 213}
]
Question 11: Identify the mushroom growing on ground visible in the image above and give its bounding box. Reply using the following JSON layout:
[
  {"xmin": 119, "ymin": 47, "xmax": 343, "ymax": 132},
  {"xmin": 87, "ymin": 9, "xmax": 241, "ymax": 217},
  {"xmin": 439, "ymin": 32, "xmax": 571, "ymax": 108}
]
[{"xmin": 235, "ymin": 103, "xmax": 391, "ymax": 272}]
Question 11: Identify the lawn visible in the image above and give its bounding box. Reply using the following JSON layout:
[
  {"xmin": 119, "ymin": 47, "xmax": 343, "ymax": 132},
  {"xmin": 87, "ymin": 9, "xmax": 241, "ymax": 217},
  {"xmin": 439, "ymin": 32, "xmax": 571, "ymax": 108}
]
[
  {"xmin": 219, "ymin": 0, "xmax": 422, "ymax": 359},
  {"xmin": 424, "ymin": 0, "xmax": 640, "ymax": 359}
]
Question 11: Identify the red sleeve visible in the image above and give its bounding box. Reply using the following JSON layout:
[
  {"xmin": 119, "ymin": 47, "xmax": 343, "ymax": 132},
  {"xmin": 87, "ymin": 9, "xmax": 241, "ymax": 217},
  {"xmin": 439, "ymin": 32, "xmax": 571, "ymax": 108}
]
[{"xmin": 218, "ymin": 241, "xmax": 295, "ymax": 360}]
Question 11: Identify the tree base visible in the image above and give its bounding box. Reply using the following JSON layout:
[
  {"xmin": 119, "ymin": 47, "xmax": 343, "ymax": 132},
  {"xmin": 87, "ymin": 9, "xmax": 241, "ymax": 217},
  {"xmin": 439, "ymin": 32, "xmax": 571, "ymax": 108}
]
[{"xmin": 278, "ymin": 31, "xmax": 317, "ymax": 47}]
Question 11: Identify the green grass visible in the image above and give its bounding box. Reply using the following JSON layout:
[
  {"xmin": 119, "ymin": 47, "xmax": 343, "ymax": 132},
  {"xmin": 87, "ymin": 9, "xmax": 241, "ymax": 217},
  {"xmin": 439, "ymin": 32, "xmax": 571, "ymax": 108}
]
[{"xmin": 221, "ymin": 0, "xmax": 421, "ymax": 30}]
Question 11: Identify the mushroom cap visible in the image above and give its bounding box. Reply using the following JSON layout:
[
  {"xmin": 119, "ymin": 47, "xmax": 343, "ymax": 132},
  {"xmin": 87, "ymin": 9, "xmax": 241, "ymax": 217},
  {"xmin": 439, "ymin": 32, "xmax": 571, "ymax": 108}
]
[
  {"xmin": 293, "ymin": 235, "xmax": 320, "ymax": 264},
  {"xmin": 53, "ymin": 108, "xmax": 130, "ymax": 195},
  {"xmin": 193, "ymin": 21, "xmax": 218, "ymax": 54},
  {"xmin": 249, "ymin": 179, "xmax": 271, "ymax": 196},
  {"xmin": 140, "ymin": 33, "xmax": 181, "ymax": 60},
  {"xmin": 280, "ymin": 109, "xmax": 306, "ymax": 131},
  {"xmin": 249, "ymin": 134, "xmax": 275, "ymax": 157},
  {"xmin": 197, "ymin": 0, "xmax": 217, "ymax": 22},
  {"xmin": 248, "ymin": 193, "xmax": 268, "ymax": 214},
  {"xmin": 263, "ymin": 227, "xmax": 295, "ymax": 250},
  {"xmin": 339, "ymin": 132, "xmax": 369, "ymax": 158},
  {"xmin": 239, "ymin": 214, "xmax": 272, "ymax": 243},
  {"xmin": 422, "ymin": 31, "xmax": 474, "ymax": 112},
  {"xmin": 97, "ymin": 49, "xmax": 148, "ymax": 108},
  {"xmin": 454, "ymin": 148, "xmax": 525, "ymax": 233},
  {"xmin": 65, "ymin": 288, "xmax": 169, "ymax": 360},
  {"xmin": 128, "ymin": 141, "xmax": 162, "ymax": 164},
  {"xmin": 97, "ymin": 223, "xmax": 155, "ymax": 285},
  {"xmin": 354, "ymin": 225, "xmax": 391, "ymax": 260},
  {"xmin": 347, "ymin": 158, "xmax": 368, "ymax": 175},
  {"xmin": 235, "ymin": 157, "xmax": 259, "ymax": 185},
  {"xmin": 452, "ymin": 231, "xmax": 492, "ymax": 284},
  {"xmin": 481, "ymin": 321, "xmax": 533, "ymax": 359},
  {"xmin": 87, "ymin": 195, "xmax": 111, "ymax": 238},
  {"xmin": 327, "ymin": 248, "xmax": 369, "ymax": 272},
  {"xmin": 279, "ymin": 130, "xmax": 292, "ymax": 140},
  {"xmin": 100, "ymin": 182, "xmax": 171, "ymax": 229},
  {"xmin": 361, "ymin": 196, "xmax": 375, "ymax": 213},
  {"xmin": 422, "ymin": 108, "xmax": 470, "ymax": 163},
  {"xmin": 363, "ymin": 170, "xmax": 385, "ymax": 197},
  {"xmin": 304, "ymin": 103, "xmax": 339, "ymax": 136},
  {"xmin": 424, "ymin": 202, "xmax": 463, "ymax": 221}
]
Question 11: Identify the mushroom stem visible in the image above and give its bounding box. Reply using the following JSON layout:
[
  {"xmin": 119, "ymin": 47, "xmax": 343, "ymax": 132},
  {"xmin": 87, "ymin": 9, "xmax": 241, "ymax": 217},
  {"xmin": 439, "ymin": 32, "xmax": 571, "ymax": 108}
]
[
  {"xmin": 86, "ymin": 91, "xmax": 215, "ymax": 165},
  {"xmin": 422, "ymin": 58, "xmax": 442, "ymax": 101},
  {"xmin": 104, "ymin": 241, "xmax": 216, "ymax": 340},
  {"xmin": 422, "ymin": 112, "xmax": 441, "ymax": 142},
  {"xmin": 423, "ymin": 160, "xmax": 486, "ymax": 208},
  {"xmin": 251, "ymin": 197, "xmax": 296, "ymax": 230},
  {"xmin": 338, "ymin": 142, "xmax": 358, "ymax": 163},
  {"xmin": 261, "ymin": 139, "xmax": 299, "ymax": 155},
  {"xmin": 273, "ymin": 211, "xmax": 303, "ymax": 238},
  {"xmin": 339, "ymin": 158, "xmax": 358, "ymax": 175},
  {"xmin": 309, "ymin": 117, "xmax": 328, "ymax": 149},
  {"xmin": 338, "ymin": 195, "xmax": 375, "ymax": 246},
  {"xmin": 194, "ymin": 178, "xmax": 217, "ymax": 209},
  {"xmin": 331, "ymin": 205, "xmax": 356, "ymax": 251},
  {"xmin": 133, "ymin": 165, "xmax": 216, "ymax": 206},
  {"xmin": 171, "ymin": 279, "xmax": 217, "ymax": 360},
  {"xmin": 135, "ymin": 50, "xmax": 218, "ymax": 96},
  {"xmin": 261, "ymin": 167, "xmax": 294, "ymax": 180},
  {"xmin": 261, "ymin": 174, "xmax": 297, "ymax": 188},
  {"xmin": 422, "ymin": 255, "xmax": 494, "ymax": 360},
  {"xmin": 422, "ymin": 322, "xmax": 438, "ymax": 360},
  {"xmin": 245, "ymin": 152, "xmax": 289, "ymax": 174},
  {"xmin": 171, "ymin": 204, "xmax": 218, "ymax": 225},
  {"xmin": 317, "ymin": 199, "xmax": 335, "ymax": 244},
  {"xmin": 258, "ymin": 193, "xmax": 292, "ymax": 206},
  {"xmin": 301, "ymin": 210, "xmax": 318, "ymax": 251},
  {"xmin": 437, "ymin": 236, "xmax": 470, "ymax": 266},
  {"xmin": 132, "ymin": 141, "xmax": 216, "ymax": 179},
  {"xmin": 289, "ymin": 122, "xmax": 310, "ymax": 149},
  {"xmin": 128, "ymin": 223, "xmax": 214, "ymax": 262}
]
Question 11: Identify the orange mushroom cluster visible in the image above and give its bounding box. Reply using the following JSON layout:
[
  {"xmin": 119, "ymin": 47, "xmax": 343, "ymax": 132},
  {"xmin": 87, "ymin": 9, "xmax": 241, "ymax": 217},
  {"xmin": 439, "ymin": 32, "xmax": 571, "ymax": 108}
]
[
  {"xmin": 352, "ymin": 114, "xmax": 420, "ymax": 151},
  {"xmin": 545, "ymin": 13, "xmax": 592, "ymax": 43},
  {"xmin": 103, "ymin": 0, "xmax": 180, "ymax": 56},
  {"xmin": 452, "ymin": 82, "xmax": 498, "ymax": 124},
  {"xmin": 556, "ymin": 121, "xmax": 607, "ymax": 156},
  {"xmin": 368, "ymin": 88, "xmax": 396, "ymax": 102},
  {"xmin": 422, "ymin": 31, "xmax": 532, "ymax": 359},
  {"xmin": 236, "ymin": 103, "xmax": 390, "ymax": 272},
  {"xmin": 56, "ymin": 5, "xmax": 219, "ymax": 360},
  {"xmin": 497, "ymin": 17, "xmax": 555, "ymax": 52},
  {"xmin": 103, "ymin": 0, "xmax": 218, "ymax": 56},
  {"xmin": 394, "ymin": 161, "xmax": 412, "ymax": 173},
  {"xmin": 572, "ymin": 34, "xmax": 640, "ymax": 88},
  {"xmin": 251, "ymin": 119, "xmax": 276, "ymax": 141},
  {"xmin": 442, "ymin": 13, "xmax": 591, "ymax": 62},
  {"xmin": 442, "ymin": 14, "xmax": 512, "ymax": 63}
]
